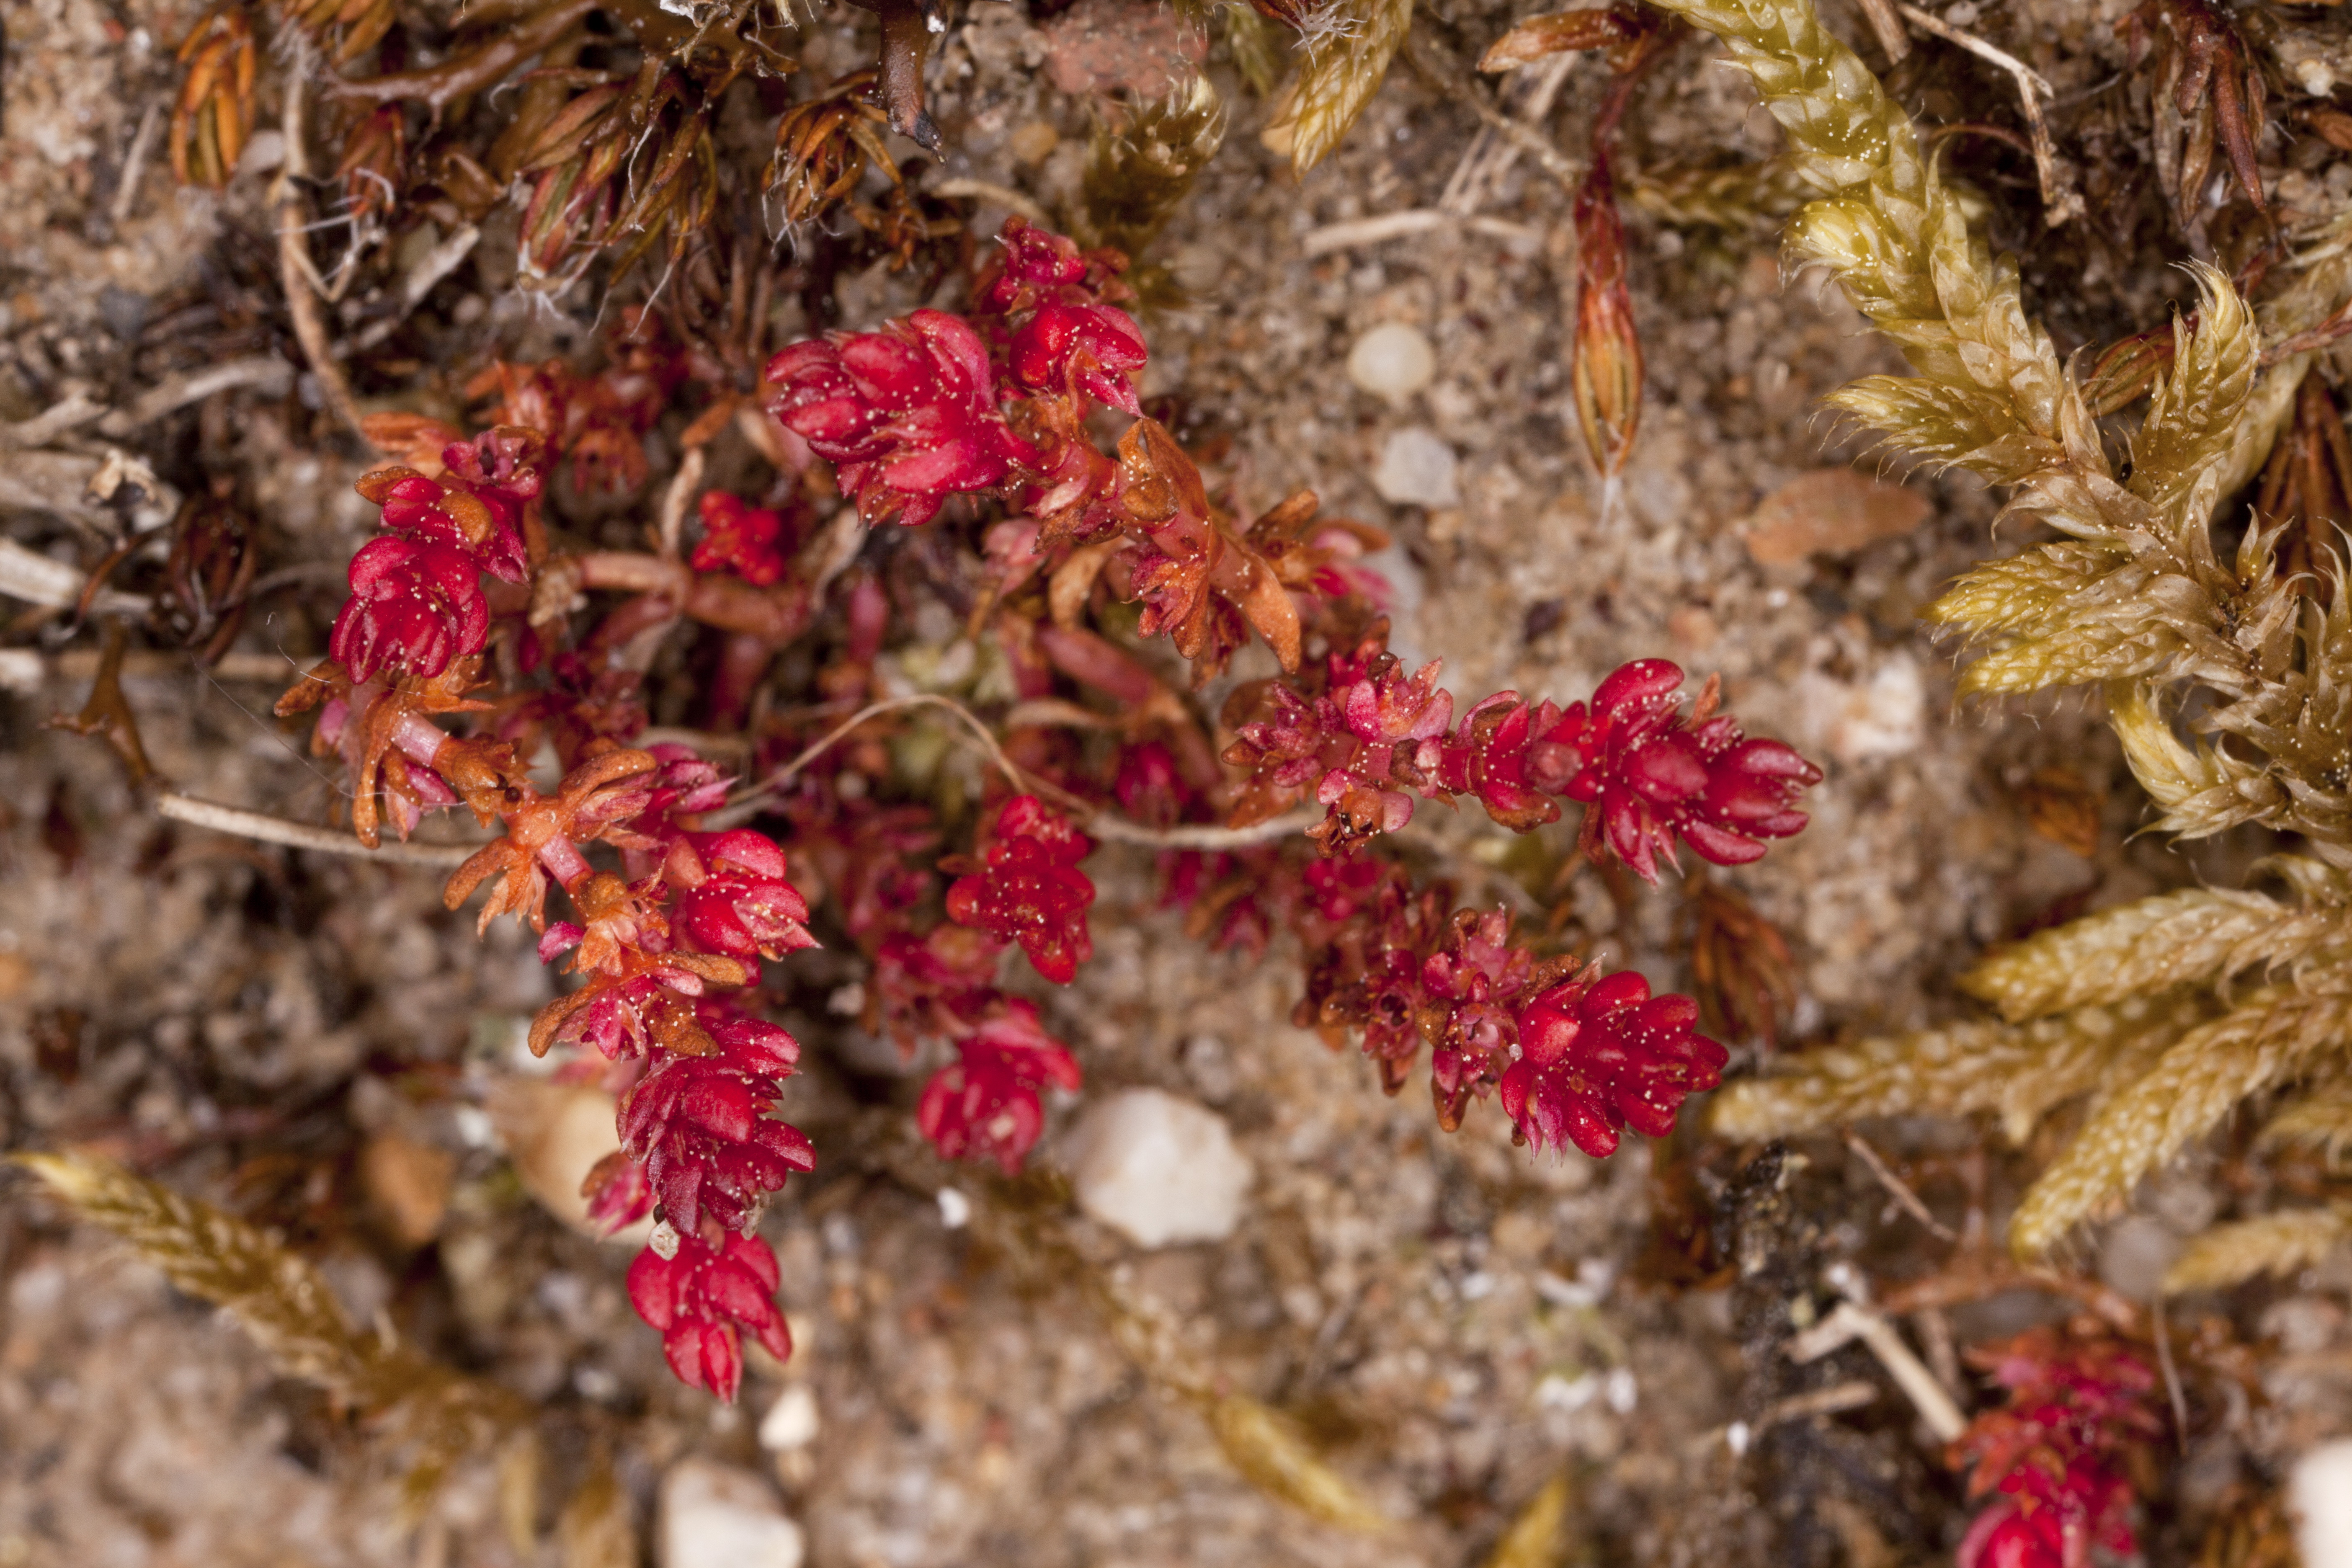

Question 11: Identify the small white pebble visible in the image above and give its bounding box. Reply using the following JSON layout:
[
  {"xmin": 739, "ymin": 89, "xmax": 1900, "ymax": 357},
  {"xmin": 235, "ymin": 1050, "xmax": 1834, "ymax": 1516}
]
[
  {"xmin": 936, "ymin": 1187, "xmax": 971, "ymax": 1229},
  {"xmin": 758, "ymin": 1385, "xmax": 821, "ymax": 1452},
  {"xmin": 1371, "ymin": 427, "xmax": 1461, "ymax": 509},
  {"xmin": 1346, "ymin": 322, "xmax": 1436, "ymax": 403},
  {"xmin": 1604, "ymin": 1367, "xmax": 1638, "ymax": 1414},
  {"xmin": 2291, "ymin": 1439, "xmax": 2352, "ymax": 1568},
  {"xmin": 1063, "ymin": 1088, "xmax": 1253, "ymax": 1248},
  {"xmin": 1725, "ymin": 1420, "xmax": 1751, "ymax": 1457},
  {"xmin": 659, "ymin": 1459, "xmax": 804, "ymax": 1568}
]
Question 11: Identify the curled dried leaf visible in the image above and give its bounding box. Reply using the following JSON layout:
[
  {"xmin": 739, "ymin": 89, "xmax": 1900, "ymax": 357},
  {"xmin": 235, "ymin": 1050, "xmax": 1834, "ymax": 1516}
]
[
  {"xmin": 2015, "ymin": 765, "xmax": 2104, "ymax": 857},
  {"xmin": 1686, "ymin": 875, "xmax": 1796, "ymax": 1050},
  {"xmin": 1478, "ymin": 5, "xmax": 1647, "ymax": 72}
]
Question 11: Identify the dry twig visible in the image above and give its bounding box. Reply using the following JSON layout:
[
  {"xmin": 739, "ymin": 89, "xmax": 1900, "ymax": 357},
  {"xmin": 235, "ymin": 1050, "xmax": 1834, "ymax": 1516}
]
[
  {"xmin": 1786, "ymin": 1299, "xmax": 1967, "ymax": 1441},
  {"xmin": 273, "ymin": 36, "xmax": 371, "ymax": 445},
  {"xmin": 156, "ymin": 794, "xmax": 482, "ymax": 867},
  {"xmin": 1301, "ymin": 209, "xmax": 1546, "ymax": 256},
  {"xmin": 1896, "ymin": 3, "xmax": 2083, "ymax": 227},
  {"xmin": 1843, "ymin": 1129, "xmax": 1958, "ymax": 1240}
]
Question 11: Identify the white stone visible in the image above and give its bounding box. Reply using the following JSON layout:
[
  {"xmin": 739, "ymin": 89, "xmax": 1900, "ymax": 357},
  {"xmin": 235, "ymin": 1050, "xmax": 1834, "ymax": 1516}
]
[
  {"xmin": 758, "ymin": 1384, "xmax": 820, "ymax": 1452},
  {"xmin": 659, "ymin": 1459, "xmax": 805, "ymax": 1568},
  {"xmin": 1371, "ymin": 427, "xmax": 1461, "ymax": 509},
  {"xmin": 1063, "ymin": 1088, "xmax": 1253, "ymax": 1248},
  {"xmin": 2290, "ymin": 1439, "xmax": 2352, "ymax": 1568},
  {"xmin": 1346, "ymin": 323, "xmax": 1436, "ymax": 403}
]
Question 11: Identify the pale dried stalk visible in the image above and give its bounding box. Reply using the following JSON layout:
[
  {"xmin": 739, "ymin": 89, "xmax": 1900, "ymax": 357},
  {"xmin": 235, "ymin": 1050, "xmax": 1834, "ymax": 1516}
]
[
  {"xmin": 157, "ymin": 793, "xmax": 482, "ymax": 867},
  {"xmin": 15, "ymin": 1150, "xmax": 523, "ymax": 1510},
  {"xmin": 1893, "ymin": 2, "xmax": 2081, "ymax": 227},
  {"xmin": 1440, "ymin": 51, "xmax": 1574, "ymax": 217},
  {"xmin": 1842, "ymin": 1129, "xmax": 1955, "ymax": 1240},
  {"xmin": 710, "ymin": 691, "xmax": 1318, "ymax": 848},
  {"xmin": 1300, "ymin": 209, "xmax": 1545, "ymax": 256}
]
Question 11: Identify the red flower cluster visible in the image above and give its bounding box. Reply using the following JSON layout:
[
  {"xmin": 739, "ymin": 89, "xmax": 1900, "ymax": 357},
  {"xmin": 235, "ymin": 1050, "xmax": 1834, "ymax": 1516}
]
[
  {"xmin": 278, "ymin": 232, "xmax": 1834, "ymax": 1407},
  {"xmin": 627, "ymin": 1230, "xmax": 794, "ymax": 1401},
  {"xmin": 763, "ymin": 218, "xmax": 1142, "ymax": 531},
  {"xmin": 767, "ymin": 307, "xmax": 1032, "ymax": 528},
  {"xmin": 1225, "ymin": 631, "xmax": 1822, "ymax": 881},
  {"xmin": 332, "ymin": 429, "xmax": 540, "ymax": 682},
  {"xmin": 1551, "ymin": 658, "xmax": 1821, "ymax": 881},
  {"xmin": 619, "ymin": 1012, "xmax": 816, "ymax": 1236},
  {"xmin": 410, "ymin": 736, "xmax": 823, "ymax": 1404},
  {"xmin": 1268, "ymin": 864, "xmax": 1724, "ymax": 1153},
  {"xmin": 692, "ymin": 491, "xmax": 792, "ymax": 585},
  {"xmin": 1952, "ymin": 1328, "xmax": 2165, "ymax": 1568},
  {"xmin": 945, "ymin": 794, "xmax": 1098, "ymax": 984},
  {"xmin": 977, "ymin": 218, "xmax": 1147, "ymax": 413},
  {"xmin": 1499, "ymin": 968, "xmax": 1725, "ymax": 1158},
  {"xmin": 915, "ymin": 999, "xmax": 1084, "ymax": 1172}
]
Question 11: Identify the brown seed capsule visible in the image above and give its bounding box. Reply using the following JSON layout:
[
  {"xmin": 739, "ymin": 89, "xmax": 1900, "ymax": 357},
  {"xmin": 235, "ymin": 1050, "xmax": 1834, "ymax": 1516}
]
[{"xmin": 1571, "ymin": 150, "xmax": 1643, "ymax": 480}]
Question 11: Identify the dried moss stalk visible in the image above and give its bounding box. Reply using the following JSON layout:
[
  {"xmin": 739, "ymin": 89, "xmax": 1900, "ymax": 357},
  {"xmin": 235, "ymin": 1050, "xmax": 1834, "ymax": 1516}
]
[
  {"xmin": 2009, "ymin": 990, "xmax": 2352, "ymax": 1254},
  {"xmin": 2161, "ymin": 1204, "xmax": 2352, "ymax": 1294},
  {"xmin": 1624, "ymin": 155, "xmax": 1808, "ymax": 230},
  {"xmin": 2259, "ymin": 1076, "xmax": 2352, "ymax": 1162},
  {"xmin": 1961, "ymin": 872, "xmax": 2345, "ymax": 1023},
  {"xmin": 1654, "ymin": 0, "xmax": 2352, "ymax": 1263},
  {"xmin": 1709, "ymin": 993, "xmax": 2212, "ymax": 1147},
  {"xmin": 14, "ymin": 1149, "xmax": 523, "ymax": 1510}
]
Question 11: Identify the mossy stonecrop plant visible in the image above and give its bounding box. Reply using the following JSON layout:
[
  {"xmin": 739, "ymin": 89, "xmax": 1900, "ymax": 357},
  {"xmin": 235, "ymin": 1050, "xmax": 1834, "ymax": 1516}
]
[
  {"xmin": 269, "ymin": 214, "xmax": 1821, "ymax": 1398},
  {"xmin": 1633, "ymin": 0, "xmax": 2352, "ymax": 1269}
]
